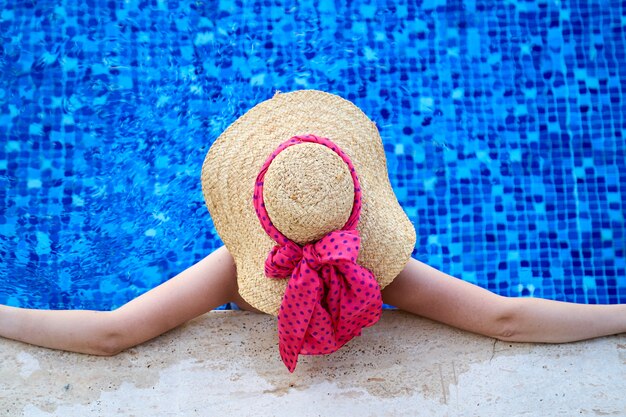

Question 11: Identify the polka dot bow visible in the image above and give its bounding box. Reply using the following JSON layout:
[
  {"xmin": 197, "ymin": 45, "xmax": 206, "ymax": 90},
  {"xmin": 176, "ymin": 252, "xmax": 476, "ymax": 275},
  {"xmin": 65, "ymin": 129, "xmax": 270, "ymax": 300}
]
[{"xmin": 253, "ymin": 134, "xmax": 382, "ymax": 372}]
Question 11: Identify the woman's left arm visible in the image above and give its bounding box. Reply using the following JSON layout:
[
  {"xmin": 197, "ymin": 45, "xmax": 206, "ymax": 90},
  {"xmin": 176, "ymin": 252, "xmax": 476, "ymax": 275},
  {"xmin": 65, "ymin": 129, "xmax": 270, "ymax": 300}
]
[
  {"xmin": 382, "ymin": 258, "xmax": 626, "ymax": 342},
  {"xmin": 0, "ymin": 246, "xmax": 240, "ymax": 355}
]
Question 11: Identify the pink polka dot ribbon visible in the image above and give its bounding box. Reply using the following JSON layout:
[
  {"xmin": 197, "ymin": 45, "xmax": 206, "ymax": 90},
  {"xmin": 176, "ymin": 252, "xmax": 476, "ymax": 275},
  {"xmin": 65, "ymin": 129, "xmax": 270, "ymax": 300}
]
[{"xmin": 253, "ymin": 134, "xmax": 382, "ymax": 372}]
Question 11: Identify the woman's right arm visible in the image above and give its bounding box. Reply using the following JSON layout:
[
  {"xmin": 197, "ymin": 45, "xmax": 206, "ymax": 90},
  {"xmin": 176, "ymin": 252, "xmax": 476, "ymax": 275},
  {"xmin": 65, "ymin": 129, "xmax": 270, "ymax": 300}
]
[
  {"xmin": 0, "ymin": 246, "xmax": 239, "ymax": 356},
  {"xmin": 0, "ymin": 305, "xmax": 119, "ymax": 355}
]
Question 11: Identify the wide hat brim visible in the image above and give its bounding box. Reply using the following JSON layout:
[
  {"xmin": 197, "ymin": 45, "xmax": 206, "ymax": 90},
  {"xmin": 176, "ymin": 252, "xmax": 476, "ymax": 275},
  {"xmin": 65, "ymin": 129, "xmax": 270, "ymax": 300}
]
[{"xmin": 201, "ymin": 90, "xmax": 416, "ymax": 315}]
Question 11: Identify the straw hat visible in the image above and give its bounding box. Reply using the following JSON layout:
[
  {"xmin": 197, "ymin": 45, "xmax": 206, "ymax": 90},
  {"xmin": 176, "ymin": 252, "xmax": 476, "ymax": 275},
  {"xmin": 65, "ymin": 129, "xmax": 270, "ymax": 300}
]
[{"xmin": 201, "ymin": 90, "xmax": 416, "ymax": 316}]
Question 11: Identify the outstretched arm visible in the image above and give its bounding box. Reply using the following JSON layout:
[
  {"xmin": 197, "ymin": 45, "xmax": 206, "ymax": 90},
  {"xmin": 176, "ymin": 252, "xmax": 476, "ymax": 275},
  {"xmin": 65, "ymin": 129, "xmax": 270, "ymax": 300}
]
[
  {"xmin": 0, "ymin": 246, "xmax": 242, "ymax": 355},
  {"xmin": 382, "ymin": 257, "xmax": 626, "ymax": 342}
]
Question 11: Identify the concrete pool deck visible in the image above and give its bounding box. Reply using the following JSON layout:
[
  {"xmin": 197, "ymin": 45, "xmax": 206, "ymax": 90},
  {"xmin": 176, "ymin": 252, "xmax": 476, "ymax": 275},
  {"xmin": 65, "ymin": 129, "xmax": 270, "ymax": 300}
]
[{"xmin": 1, "ymin": 310, "xmax": 625, "ymax": 417}]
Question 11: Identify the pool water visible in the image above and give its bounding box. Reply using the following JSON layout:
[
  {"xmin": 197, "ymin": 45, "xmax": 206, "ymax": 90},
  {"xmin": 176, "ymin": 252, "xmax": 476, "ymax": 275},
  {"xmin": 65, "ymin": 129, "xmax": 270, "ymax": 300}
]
[{"xmin": 0, "ymin": 1, "xmax": 624, "ymax": 310}]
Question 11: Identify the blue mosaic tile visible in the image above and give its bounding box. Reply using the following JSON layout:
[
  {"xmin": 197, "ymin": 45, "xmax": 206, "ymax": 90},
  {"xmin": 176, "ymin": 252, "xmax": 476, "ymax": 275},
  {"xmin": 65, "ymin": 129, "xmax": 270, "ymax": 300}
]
[{"xmin": 0, "ymin": 0, "xmax": 624, "ymax": 310}]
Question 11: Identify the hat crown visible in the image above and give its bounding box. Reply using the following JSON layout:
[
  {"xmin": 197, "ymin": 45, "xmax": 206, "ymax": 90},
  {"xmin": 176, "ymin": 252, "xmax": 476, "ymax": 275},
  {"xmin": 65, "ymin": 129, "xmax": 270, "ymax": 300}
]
[{"xmin": 263, "ymin": 142, "xmax": 354, "ymax": 245}]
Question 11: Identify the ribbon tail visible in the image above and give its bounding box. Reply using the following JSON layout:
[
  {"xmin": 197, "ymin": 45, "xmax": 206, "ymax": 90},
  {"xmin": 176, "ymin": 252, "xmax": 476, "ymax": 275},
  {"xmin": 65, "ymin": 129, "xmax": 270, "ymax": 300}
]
[
  {"xmin": 275, "ymin": 261, "xmax": 321, "ymax": 372},
  {"xmin": 282, "ymin": 346, "xmax": 298, "ymax": 373},
  {"xmin": 277, "ymin": 311, "xmax": 303, "ymax": 372}
]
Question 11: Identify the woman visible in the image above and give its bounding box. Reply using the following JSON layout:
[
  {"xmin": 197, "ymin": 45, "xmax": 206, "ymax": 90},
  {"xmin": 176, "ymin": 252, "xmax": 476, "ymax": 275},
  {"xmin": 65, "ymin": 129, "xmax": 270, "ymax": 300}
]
[
  {"xmin": 2, "ymin": 90, "xmax": 625, "ymax": 371},
  {"xmin": 2, "ymin": 248, "xmax": 625, "ymax": 354}
]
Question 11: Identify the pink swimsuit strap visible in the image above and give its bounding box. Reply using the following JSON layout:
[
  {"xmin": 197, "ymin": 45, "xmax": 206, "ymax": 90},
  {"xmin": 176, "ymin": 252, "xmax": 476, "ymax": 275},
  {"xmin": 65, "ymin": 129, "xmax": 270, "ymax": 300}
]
[{"xmin": 253, "ymin": 134, "xmax": 382, "ymax": 372}]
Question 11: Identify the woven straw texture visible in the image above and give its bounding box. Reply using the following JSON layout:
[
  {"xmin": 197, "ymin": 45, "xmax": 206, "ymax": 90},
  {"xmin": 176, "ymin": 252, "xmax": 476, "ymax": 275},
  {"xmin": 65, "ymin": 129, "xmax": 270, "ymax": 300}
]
[
  {"xmin": 263, "ymin": 142, "xmax": 354, "ymax": 245},
  {"xmin": 201, "ymin": 90, "xmax": 416, "ymax": 316}
]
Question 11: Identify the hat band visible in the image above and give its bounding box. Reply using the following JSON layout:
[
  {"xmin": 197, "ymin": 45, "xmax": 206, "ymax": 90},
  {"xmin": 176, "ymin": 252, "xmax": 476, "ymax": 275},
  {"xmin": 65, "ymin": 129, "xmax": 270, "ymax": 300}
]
[
  {"xmin": 254, "ymin": 134, "xmax": 362, "ymax": 241},
  {"xmin": 253, "ymin": 134, "xmax": 382, "ymax": 372}
]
